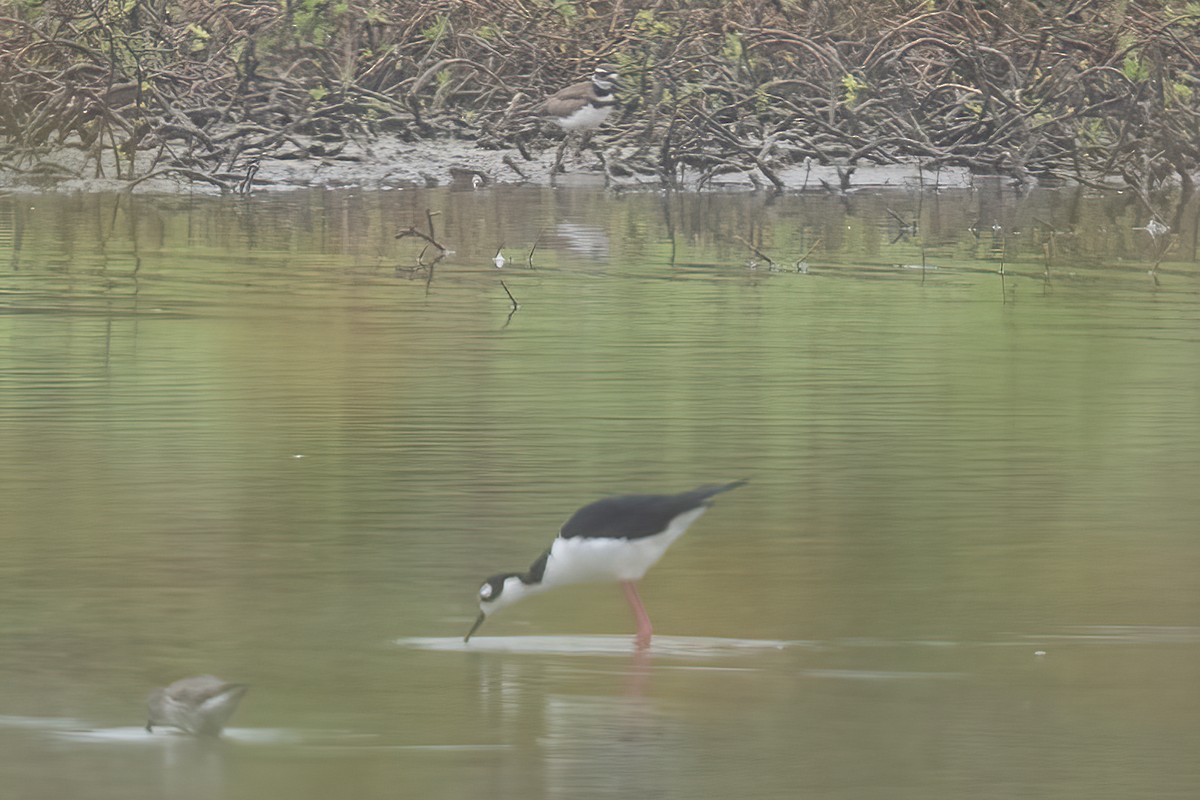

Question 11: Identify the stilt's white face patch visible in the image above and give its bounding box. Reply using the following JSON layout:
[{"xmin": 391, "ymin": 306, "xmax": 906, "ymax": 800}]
[{"xmin": 476, "ymin": 574, "xmax": 545, "ymax": 617}]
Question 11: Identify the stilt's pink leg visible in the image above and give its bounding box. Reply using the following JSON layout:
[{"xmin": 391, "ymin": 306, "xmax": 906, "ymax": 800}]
[{"xmin": 621, "ymin": 581, "xmax": 653, "ymax": 646}]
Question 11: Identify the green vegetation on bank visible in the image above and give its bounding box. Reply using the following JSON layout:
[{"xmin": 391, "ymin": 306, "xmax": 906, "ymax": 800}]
[{"xmin": 1, "ymin": 0, "xmax": 1197, "ymax": 201}]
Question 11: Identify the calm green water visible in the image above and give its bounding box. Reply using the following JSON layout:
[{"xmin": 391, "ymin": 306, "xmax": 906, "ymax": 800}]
[{"xmin": 1, "ymin": 186, "xmax": 1199, "ymax": 800}]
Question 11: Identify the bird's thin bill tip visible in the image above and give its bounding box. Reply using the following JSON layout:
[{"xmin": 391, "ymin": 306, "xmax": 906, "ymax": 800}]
[{"xmin": 464, "ymin": 611, "xmax": 487, "ymax": 643}]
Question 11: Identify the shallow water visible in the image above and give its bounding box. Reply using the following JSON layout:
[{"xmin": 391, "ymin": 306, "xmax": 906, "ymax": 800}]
[{"xmin": 1, "ymin": 185, "xmax": 1199, "ymax": 799}]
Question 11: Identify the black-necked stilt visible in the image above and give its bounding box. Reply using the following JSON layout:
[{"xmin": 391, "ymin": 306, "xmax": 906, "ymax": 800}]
[
  {"xmin": 465, "ymin": 480, "xmax": 746, "ymax": 645},
  {"xmin": 145, "ymin": 675, "xmax": 249, "ymax": 736},
  {"xmin": 536, "ymin": 66, "xmax": 620, "ymax": 132}
]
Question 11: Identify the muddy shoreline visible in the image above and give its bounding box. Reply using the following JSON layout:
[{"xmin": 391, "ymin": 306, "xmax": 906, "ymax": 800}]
[{"xmin": 2, "ymin": 134, "xmax": 980, "ymax": 195}]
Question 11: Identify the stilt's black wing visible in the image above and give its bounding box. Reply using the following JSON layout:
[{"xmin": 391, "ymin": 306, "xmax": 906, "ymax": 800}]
[{"xmin": 559, "ymin": 480, "xmax": 746, "ymax": 541}]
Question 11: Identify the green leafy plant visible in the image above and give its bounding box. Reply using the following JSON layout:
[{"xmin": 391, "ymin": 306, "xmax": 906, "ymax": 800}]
[
  {"xmin": 841, "ymin": 74, "xmax": 868, "ymax": 106},
  {"xmin": 632, "ymin": 9, "xmax": 676, "ymax": 36},
  {"xmin": 421, "ymin": 14, "xmax": 449, "ymax": 42},
  {"xmin": 723, "ymin": 31, "xmax": 744, "ymax": 63},
  {"xmin": 293, "ymin": 0, "xmax": 337, "ymax": 45},
  {"xmin": 1122, "ymin": 52, "xmax": 1149, "ymax": 82},
  {"xmin": 551, "ymin": 0, "xmax": 577, "ymax": 23}
]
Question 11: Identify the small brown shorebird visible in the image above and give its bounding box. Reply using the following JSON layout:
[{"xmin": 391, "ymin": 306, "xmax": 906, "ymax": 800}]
[
  {"xmin": 533, "ymin": 65, "xmax": 620, "ymax": 179},
  {"xmin": 465, "ymin": 480, "xmax": 746, "ymax": 646},
  {"xmin": 536, "ymin": 65, "xmax": 620, "ymax": 131},
  {"xmin": 145, "ymin": 675, "xmax": 249, "ymax": 736}
]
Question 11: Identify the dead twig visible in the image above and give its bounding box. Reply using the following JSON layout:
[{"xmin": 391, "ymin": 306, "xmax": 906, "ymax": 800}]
[
  {"xmin": 794, "ymin": 238, "xmax": 822, "ymax": 272},
  {"xmin": 734, "ymin": 233, "xmax": 775, "ymax": 269},
  {"xmin": 527, "ymin": 229, "xmax": 543, "ymax": 269},
  {"xmin": 500, "ymin": 279, "xmax": 520, "ymax": 327},
  {"xmin": 500, "ymin": 280, "xmax": 519, "ymax": 310},
  {"xmin": 395, "ymin": 225, "xmax": 446, "ymax": 253}
]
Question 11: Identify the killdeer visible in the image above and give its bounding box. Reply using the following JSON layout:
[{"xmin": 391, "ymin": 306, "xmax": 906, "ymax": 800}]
[
  {"xmin": 145, "ymin": 675, "xmax": 249, "ymax": 736},
  {"xmin": 534, "ymin": 66, "xmax": 620, "ymax": 180},
  {"xmin": 536, "ymin": 65, "xmax": 620, "ymax": 131},
  {"xmin": 465, "ymin": 480, "xmax": 746, "ymax": 646}
]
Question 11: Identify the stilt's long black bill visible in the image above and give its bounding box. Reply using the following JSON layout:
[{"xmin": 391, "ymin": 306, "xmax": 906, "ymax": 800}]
[{"xmin": 464, "ymin": 611, "xmax": 487, "ymax": 643}]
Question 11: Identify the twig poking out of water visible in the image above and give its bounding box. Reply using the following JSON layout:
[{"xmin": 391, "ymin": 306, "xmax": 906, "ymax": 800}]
[
  {"xmin": 397, "ymin": 261, "xmax": 438, "ymax": 295},
  {"xmin": 396, "ymin": 215, "xmax": 446, "ymax": 268},
  {"xmin": 794, "ymin": 238, "xmax": 821, "ymax": 273},
  {"xmin": 417, "ymin": 245, "xmax": 446, "ymax": 268},
  {"xmin": 1146, "ymin": 230, "xmax": 1174, "ymax": 286},
  {"xmin": 998, "ymin": 237, "xmax": 1010, "ymax": 303},
  {"xmin": 885, "ymin": 207, "xmax": 911, "ymax": 227},
  {"xmin": 500, "ymin": 280, "xmax": 520, "ymax": 327},
  {"xmin": 237, "ymin": 163, "xmax": 259, "ymax": 195},
  {"xmin": 500, "ymin": 280, "xmax": 519, "ymax": 310},
  {"xmin": 886, "ymin": 207, "xmax": 917, "ymax": 244},
  {"xmin": 395, "ymin": 225, "xmax": 446, "ymax": 254},
  {"xmin": 527, "ymin": 229, "xmax": 543, "ymax": 269},
  {"xmin": 1033, "ymin": 218, "xmax": 1056, "ymax": 280},
  {"xmin": 734, "ymin": 234, "xmax": 775, "ymax": 269}
]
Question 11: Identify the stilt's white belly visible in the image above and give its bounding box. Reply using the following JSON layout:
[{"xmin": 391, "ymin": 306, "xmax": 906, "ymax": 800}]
[
  {"xmin": 542, "ymin": 507, "xmax": 707, "ymax": 585},
  {"xmin": 556, "ymin": 104, "xmax": 612, "ymax": 131}
]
